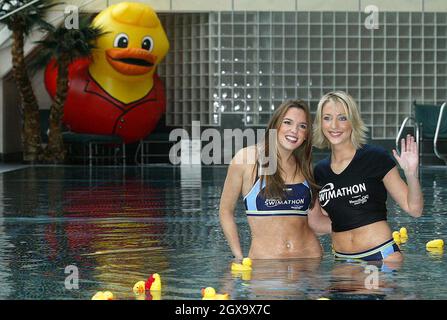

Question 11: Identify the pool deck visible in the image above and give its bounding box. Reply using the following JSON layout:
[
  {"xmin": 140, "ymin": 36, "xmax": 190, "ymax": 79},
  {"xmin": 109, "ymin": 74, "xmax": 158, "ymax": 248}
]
[{"xmin": 0, "ymin": 164, "xmax": 29, "ymax": 174}]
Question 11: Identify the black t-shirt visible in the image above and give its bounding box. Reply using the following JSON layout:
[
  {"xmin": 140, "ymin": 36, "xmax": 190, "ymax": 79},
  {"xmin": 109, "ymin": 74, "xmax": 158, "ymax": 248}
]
[{"xmin": 314, "ymin": 144, "xmax": 396, "ymax": 232}]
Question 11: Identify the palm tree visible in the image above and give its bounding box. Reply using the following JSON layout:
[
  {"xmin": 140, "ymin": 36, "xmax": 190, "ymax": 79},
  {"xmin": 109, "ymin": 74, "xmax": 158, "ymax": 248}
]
[
  {"xmin": 0, "ymin": 0, "xmax": 57, "ymax": 162},
  {"xmin": 35, "ymin": 15, "xmax": 104, "ymax": 163}
]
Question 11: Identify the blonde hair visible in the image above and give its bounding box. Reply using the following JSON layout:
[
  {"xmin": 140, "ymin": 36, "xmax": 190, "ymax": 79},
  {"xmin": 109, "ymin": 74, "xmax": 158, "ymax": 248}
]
[{"xmin": 313, "ymin": 91, "xmax": 368, "ymax": 150}]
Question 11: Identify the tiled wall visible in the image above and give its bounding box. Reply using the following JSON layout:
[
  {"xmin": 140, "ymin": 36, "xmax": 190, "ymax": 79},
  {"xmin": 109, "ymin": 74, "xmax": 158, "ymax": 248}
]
[
  {"xmin": 61, "ymin": 0, "xmax": 446, "ymax": 13},
  {"xmin": 158, "ymin": 11, "xmax": 447, "ymax": 139}
]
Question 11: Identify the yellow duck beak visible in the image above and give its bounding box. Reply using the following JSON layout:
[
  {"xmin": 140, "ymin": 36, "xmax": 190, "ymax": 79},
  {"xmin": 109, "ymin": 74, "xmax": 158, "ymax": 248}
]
[{"xmin": 106, "ymin": 48, "xmax": 157, "ymax": 75}]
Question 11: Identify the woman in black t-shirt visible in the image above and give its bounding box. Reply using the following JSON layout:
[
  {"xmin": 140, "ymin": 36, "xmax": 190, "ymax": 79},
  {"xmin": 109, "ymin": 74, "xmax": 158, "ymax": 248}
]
[{"xmin": 308, "ymin": 91, "xmax": 423, "ymax": 262}]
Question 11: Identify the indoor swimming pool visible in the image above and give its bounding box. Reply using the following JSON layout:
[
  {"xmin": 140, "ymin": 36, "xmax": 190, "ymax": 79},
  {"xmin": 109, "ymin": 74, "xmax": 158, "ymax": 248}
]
[{"xmin": 0, "ymin": 165, "xmax": 445, "ymax": 300}]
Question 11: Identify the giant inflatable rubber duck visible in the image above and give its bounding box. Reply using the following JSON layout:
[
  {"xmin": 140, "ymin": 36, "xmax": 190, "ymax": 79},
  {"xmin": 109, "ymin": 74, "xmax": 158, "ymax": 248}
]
[{"xmin": 45, "ymin": 2, "xmax": 169, "ymax": 143}]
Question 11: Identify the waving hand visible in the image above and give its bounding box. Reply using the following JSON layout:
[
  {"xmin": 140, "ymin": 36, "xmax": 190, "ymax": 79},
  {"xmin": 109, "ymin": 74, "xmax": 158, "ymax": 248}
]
[{"xmin": 392, "ymin": 134, "xmax": 418, "ymax": 176}]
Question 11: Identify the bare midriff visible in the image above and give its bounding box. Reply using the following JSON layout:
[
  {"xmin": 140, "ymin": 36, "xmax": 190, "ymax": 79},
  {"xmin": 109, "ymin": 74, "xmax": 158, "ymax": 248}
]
[
  {"xmin": 331, "ymin": 220, "xmax": 395, "ymax": 253},
  {"xmin": 247, "ymin": 216, "xmax": 322, "ymax": 259}
]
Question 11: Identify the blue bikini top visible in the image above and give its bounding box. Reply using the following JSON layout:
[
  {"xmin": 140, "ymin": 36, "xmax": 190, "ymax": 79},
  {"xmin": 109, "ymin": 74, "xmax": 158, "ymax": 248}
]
[{"xmin": 243, "ymin": 178, "xmax": 311, "ymax": 217}]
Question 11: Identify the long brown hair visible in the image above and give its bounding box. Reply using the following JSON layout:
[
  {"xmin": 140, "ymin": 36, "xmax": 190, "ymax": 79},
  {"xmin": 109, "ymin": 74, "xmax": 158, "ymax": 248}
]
[{"xmin": 255, "ymin": 100, "xmax": 318, "ymax": 208}]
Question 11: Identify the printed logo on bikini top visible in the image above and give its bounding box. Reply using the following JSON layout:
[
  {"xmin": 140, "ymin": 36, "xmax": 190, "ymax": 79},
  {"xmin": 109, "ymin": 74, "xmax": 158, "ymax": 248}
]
[
  {"xmin": 319, "ymin": 182, "xmax": 367, "ymax": 207},
  {"xmin": 264, "ymin": 198, "xmax": 305, "ymax": 208},
  {"xmin": 264, "ymin": 186, "xmax": 308, "ymax": 209}
]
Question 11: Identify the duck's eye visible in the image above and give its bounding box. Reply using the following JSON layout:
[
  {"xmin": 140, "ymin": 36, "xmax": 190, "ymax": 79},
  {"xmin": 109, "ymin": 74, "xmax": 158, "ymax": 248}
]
[
  {"xmin": 114, "ymin": 33, "xmax": 129, "ymax": 48},
  {"xmin": 142, "ymin": 36, "xmax": 153, "ymax": 51}
]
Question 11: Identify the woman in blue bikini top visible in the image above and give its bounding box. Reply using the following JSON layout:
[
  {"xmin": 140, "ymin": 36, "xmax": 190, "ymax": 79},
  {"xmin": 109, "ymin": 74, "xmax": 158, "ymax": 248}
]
[
  {"xmin": 243, "ymin": 166, "xmax": 312, "ymax": 217},
  {"xmin": 219, "ymin": 100, "xmax": 330, "ymax": 261}
]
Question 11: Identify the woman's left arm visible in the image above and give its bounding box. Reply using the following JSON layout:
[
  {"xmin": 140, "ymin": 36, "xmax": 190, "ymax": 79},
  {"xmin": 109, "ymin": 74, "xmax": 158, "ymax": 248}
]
[
  {"xmin": 383, "ymin": 134, "xmax": 424, "ymax": 217},
  {"xmin": 308, "ymin": 200, "xmax": 332, "ymax": 235}
]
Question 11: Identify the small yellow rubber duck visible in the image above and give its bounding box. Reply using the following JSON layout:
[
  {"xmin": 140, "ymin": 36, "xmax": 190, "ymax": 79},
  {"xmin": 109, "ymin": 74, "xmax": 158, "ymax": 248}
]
[
  {"xmin": 133, "ymin": 273, "xmax": 162, "ymax": 293},
  {"xmin": 91, "ymin": 291, "xmax": 114, "ymax": 300},
  {"xmin": 398, "ymin": 227, "xmax": 408, "ymax": 243},
  {"xmin": 146, "ymin": 273, "xmax": 161, "ymax": 291},
  {"xmin": 201, "ymin": 287, "xmax": 230, "ymax": 300},
  {"xmin": 426, "ymin": 239, "xmax": 444, "ymax": 249},
  {"xmin": 91, "ymin": 292, "xmax": 106, "ymax": 300},
  {"xmin": 133, "ymin": 280, "xmax": 146, "ymax": 295},
  {"xmin": 231, "ymin": 257, "xmax": 252, "ymax": 272},
  {"xmin": 132, "ymin": 273, "xmax": 162, "ymax": 299},
  {"xmin": 399, "ymin": 227, "xmax": 408, "ymax": 238}
]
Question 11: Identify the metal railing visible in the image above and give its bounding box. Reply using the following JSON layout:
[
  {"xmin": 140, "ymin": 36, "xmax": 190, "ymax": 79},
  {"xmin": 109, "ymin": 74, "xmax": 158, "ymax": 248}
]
[
  {"xmin": 396, "ymin": 116, "xmax": 420, "ymax": 166},
  {"xmin": 433, "ymin": 101, "xmax": 447, "ymax": 164},
  {"xmin": 397, "ymin": 101, "xmax": 447, "ymax": 167}
]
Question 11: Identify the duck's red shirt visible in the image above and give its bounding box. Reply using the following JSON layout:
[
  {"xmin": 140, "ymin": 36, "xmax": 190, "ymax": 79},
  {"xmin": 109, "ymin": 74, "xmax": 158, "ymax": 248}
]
[{"xmin": 45, "ymin": 58, "xmax": 166, "ymax": 144}]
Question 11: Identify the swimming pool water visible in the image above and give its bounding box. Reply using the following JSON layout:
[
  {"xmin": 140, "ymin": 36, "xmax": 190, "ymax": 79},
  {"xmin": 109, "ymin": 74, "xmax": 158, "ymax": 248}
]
[{"xmin": 0, "ymin": 165, "xmax": 445, "ymax": 300}]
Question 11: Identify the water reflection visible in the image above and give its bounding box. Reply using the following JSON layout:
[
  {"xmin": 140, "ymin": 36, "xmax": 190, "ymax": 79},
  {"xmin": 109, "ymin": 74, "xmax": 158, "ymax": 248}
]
[
  {"xmin": 0, "ymin": 174, "xmax": 13, "ymax": 299},
  {"xmin": 0, "ymin": 166, "xmax": 445, "ymax": 299},
  {"xmin": 62, "ymin": 179, "xmax": 169, "ymax": 299},
  {"xmin": 222, "ymin": 258, "xmax": 325, "ymax": 300},
  {"xmin": 1, "ymin": 167, "xmax": 171, "ymax": 299},
  {"xmin": 324, "ymin": 260, "xmax": 402, "ymax": 300}
]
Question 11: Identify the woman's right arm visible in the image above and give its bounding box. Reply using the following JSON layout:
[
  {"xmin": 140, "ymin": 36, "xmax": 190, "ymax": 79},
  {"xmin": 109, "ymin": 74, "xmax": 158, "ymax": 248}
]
[{"xmin": 219, "ymin": 151, "xmax": 246, "ymax": 260}]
